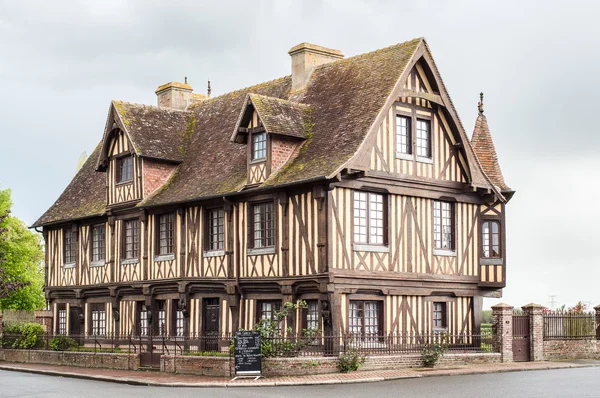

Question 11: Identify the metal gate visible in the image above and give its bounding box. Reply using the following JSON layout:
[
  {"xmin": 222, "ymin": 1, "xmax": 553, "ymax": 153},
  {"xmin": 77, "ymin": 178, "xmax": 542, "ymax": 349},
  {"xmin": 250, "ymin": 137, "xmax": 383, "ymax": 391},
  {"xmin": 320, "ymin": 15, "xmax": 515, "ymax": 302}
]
[
  {"xmin": 138, "ymin": 334, "xmax": 162, "ymax": 368},
  {"xmin": 512, "ymin": 314, "xmax": 530, "ymax": 362}
]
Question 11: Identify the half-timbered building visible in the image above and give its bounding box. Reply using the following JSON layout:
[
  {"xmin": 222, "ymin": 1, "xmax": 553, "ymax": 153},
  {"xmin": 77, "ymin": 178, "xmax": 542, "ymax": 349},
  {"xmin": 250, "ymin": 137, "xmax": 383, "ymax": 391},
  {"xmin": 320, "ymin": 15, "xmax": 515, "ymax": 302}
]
[{"xmin": 34, "ymin": 38, "xmax": 513, "ymax": 344}]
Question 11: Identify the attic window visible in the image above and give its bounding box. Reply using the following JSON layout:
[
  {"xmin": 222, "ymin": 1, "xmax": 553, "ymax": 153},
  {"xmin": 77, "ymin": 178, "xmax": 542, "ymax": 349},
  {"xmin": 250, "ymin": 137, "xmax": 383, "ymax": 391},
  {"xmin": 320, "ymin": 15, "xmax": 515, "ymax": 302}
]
[
  {"xmin": 252, "ymin": 132, "xmax": 267, "ymax": 161},
  {"xmin": 117, "ymin": 156, "xmax": 133, "ymax": 183}
]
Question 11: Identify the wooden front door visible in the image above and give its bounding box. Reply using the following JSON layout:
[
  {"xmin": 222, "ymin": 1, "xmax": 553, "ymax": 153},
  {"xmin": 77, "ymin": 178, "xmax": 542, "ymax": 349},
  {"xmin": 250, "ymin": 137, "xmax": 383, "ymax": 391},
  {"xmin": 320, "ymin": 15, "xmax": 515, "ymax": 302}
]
[
  {"xmin": 512, "ymin": 314, "xmax": 531, "ymax": 362},
  {"xmin": 203, "ymin": 298, "xmax": 220, "ymax": 352},
  {"xmin": 69, "ymin": 306, "xmax": 81, "ymax": 335}
]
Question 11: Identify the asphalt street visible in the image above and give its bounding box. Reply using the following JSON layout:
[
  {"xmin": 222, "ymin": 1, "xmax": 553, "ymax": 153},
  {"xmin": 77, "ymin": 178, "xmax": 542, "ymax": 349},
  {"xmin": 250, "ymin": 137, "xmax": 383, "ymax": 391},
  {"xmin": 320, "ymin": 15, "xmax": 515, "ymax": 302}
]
[{"xmin": 1, "ymin": 367, "xmax": 599, "ymax": 398}]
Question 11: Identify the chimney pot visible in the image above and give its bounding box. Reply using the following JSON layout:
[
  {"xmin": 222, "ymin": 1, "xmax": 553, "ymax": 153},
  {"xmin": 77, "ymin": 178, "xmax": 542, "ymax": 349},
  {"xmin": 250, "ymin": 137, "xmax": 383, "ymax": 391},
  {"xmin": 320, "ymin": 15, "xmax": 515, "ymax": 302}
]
[{"xmin": 288, "ymin": 43, "xmax": 344, "ymax": 91}]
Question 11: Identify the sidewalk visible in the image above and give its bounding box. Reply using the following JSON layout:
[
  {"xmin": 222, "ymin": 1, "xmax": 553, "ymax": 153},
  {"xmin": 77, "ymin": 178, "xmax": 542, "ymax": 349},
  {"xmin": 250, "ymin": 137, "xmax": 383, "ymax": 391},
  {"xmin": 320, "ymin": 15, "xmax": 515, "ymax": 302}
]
[{"xmin": 0, "ymin": 360, "xmax": 595, "ymax": 388}]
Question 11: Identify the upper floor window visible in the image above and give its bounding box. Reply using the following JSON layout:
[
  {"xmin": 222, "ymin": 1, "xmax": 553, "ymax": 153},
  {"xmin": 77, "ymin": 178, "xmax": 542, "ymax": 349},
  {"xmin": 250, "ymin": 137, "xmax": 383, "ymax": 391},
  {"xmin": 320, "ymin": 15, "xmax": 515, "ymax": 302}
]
[
  {"xmin": 157, "ymin": 213, "xmax": 175, "ymax": 255},
  {"xmin": 433, "ymin": 302, "xmax": 447, "ymax": 330},
  {"xmin": 433, "ymin": 201, "xmax": 454, "ymax": 251},
  {"xmin": 123, "ymin": 219, "xmax": 139, "ymax": 260},
  {"xmin": 117, "ymin": 156, "xmax": 133, "ymax": 183},
  {"xmin": 348, "ymin": 300, "xmax": 382, "ymax": 340},
  {"xmin": 252, "ymin": 132, "xmax": 267, "ymax": 161},
  {"xmin": 416, "ymin": 119, "xmax": 431, "ymax": 158},
  {"xmin": 251, "ymin": 202, "xmax": 274, "ymax": 248},
  {"xmin": 90, "ymin": 303, "xmax": 106, "ymax": 336},
  {"xmin": 482, "ymin": 220, "xmax": 501, "ymax": 258},
  {"xmin": 395, "ymin": 115, "xmax": 411, "ymax": 155},
  {"xmin": 91, "ymin": 225, "xmax": 106, "ymax": 264},
  {"xmin": 63, "ymin": 227, "xmax": 76, "ymax": 266},
  {"xmin": 353, "ymin": 191, "xmax": 386, "ymax": 245},
  {"xmin": 206, "ymin": 208, "xmax": 225, "ymax": 251}
]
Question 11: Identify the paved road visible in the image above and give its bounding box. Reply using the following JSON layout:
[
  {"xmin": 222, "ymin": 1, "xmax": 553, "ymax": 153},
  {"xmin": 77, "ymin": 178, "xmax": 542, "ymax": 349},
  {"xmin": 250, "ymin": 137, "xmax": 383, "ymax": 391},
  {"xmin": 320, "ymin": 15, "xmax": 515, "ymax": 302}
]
[{"xmin": 1, "ymin": 367, "xmax": 599, "ymax": 398}]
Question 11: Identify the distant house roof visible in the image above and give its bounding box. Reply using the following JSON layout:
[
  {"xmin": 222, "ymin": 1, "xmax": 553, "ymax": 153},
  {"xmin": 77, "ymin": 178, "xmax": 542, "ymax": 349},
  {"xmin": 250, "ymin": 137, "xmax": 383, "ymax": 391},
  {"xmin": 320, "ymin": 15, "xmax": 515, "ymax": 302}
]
[{"xmin": 34, "ymin": 37, "xmax": 506, "ymax": 227}]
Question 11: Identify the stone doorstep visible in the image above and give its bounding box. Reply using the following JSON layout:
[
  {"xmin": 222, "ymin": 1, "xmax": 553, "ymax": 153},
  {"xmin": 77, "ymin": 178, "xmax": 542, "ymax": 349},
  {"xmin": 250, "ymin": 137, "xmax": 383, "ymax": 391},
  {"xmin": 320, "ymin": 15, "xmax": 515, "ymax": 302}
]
[{"xmin": 0, "ymin": 361, "xmax": 595, "ymax": 388}]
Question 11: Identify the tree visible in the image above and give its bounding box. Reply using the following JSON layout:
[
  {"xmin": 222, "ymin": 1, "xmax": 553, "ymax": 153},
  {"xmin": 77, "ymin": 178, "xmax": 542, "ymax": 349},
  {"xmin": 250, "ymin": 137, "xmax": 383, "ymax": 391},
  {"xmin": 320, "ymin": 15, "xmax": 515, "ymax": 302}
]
[{"xmin": 0, "ymin": 187, "xmax": 45, "ymax": 310}]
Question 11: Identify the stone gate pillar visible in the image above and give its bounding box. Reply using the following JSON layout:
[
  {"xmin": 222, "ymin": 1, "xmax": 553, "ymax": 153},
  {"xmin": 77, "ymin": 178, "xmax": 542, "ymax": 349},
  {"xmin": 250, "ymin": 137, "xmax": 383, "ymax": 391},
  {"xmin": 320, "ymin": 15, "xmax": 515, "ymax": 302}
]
[
  {"xmin": 492, "ymin": 303, "xmax": 513, "ymax": 362},
  {"xmin": 522, "ymin": 303, "xmax": 544, "ymax": 361}
]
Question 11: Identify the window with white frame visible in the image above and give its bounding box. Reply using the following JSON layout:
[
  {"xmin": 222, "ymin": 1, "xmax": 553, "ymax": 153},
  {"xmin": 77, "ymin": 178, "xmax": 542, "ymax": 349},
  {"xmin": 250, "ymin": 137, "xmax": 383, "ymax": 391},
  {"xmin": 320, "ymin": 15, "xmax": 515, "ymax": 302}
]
[
  {"xmin": 395, "ymin": 115, "xmax": 411, "ymax": 155},
  {"xmin": 416, "ymin": 119, "xmax": 431, "ymax": 158},
  {"xmin": 353, "ymin": 191, "xmax": 386, "ymax": 245},
  {"xmin": 91, "ymin": 225, "xmax": 105, "ymax": 263},
  {"xmin": 90, "ymin": 303, "xmax": 106, "ymax": 336},
  {"xmin": 433, "ymin": 201, "xmax": 454, "ymax": 251}
]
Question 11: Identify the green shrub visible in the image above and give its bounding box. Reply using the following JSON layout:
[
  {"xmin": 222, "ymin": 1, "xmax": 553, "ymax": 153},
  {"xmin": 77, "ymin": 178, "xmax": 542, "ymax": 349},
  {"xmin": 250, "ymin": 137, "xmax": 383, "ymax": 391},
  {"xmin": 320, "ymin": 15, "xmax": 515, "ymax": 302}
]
[
  {"xmin": 49, "ymin": 335, "xmax": 78, "ymax": 351},
  {"xmin": 420, "ymin": 335, "xmax": 448, "ymax": 368},
  {"xmin": 2, "ymin": 323, "xmax": 45, "ymax": 349},
  {"xmin": 337, "ymin": 348, "xmax": 366, "ymax": 372}
]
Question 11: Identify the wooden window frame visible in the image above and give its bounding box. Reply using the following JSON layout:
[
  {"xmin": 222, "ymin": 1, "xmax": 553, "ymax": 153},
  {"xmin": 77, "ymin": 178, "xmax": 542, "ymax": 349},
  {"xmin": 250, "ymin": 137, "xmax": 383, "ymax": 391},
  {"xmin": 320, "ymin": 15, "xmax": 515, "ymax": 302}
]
[
  {"xmin": 57, "ymin": 304, "xmax": 67, "ymax": 335},
  {"xmin": 156, "ymin": 300, "xmax": 167, "ymax": 336},
  {"xmin": 302, "ymin": 300, "xmax": 320, "ymax": 331},
  {"xmin": 256, "ymin": 300, "xmax": 282, "ymax": 332},
  {"xmin": 251, "ymin": 131, "xmax": 267, "ymax": 161},
  {"xmin": 205, "ymin": 207, "xmax": 225, "ymax": 252},
  {"xmin": 122, "ymin": 219, "xmax": 140, "ymax": 261},
  {"xmin": 136, "ymin": 302, "xmax": 149, "ymax": 337},
  {"xmin": 433, "ymin": 201, "xmax": 455, "ymax": 252},
  {"xmin": 91, "ymin": 224, "xmax": 106, "ymax": 265},
  {"xmin": 156, "ymin": 213, "xmax": 176, "ymax": 256},
  {"xmin": 415, "ymin": 118, "xmax": 432, "ymax": 159},
  {"xmin": 62, "ymin": 226, "xmax": 77, "ymax": 268},
  {"xmin": 348, "ymin": 300, "xmax": 383, "ymax": 339},
  {"xmin": 481, "ymin": 220, "xmax": 502, "ymax": 259},
  {"xmin": 116, "ymin": 155, "xmax": 133, "ymax": 184},
  {"xmin": 432, "ymin": 302, "xmax": 448, "ymax": 330},
  {"xmin": 395, "ymin": 114, "xmax": 412, "ymax": 156},
  {"xmin": 249, "ymin": 201, "xmax": 276, "ymax": 249},
  {"xmin": 353, "ymin": 191, "xmax": 388, "ymax": 246},
  {"xmin": 90, "ymin": 303, "xmax": 106, "ymax": 336}
]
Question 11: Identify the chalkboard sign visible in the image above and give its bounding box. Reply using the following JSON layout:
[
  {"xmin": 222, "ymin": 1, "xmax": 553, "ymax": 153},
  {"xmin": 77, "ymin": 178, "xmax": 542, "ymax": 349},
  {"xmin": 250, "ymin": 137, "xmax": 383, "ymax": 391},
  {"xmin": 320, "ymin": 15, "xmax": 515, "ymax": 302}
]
[{"xmin": 234, "ymin": 330, "xmax": 262, "ymax": 376}]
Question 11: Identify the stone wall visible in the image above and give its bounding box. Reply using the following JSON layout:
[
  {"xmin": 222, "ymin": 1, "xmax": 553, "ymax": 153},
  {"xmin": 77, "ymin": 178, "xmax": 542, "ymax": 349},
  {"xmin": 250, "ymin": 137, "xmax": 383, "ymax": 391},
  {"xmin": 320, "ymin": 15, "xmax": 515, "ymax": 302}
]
[
  {"xmin": 0, "ymin": 349, "xmax": 139, "ymax": 370},
  {"xmin": 543, "ymin": 340, "xmax": 599, "ymax": 360}
]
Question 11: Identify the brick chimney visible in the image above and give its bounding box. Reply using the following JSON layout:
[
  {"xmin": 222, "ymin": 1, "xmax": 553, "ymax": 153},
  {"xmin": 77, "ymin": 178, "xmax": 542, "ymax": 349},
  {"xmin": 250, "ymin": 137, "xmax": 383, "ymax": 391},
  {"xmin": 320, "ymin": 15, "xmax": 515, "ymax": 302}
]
[
  {"xmin": 288, "ymin": 43, "xmax": 344, "ymax": 91},
  {"xmin": 155, "ymin": 80, "xmax": 193, "ymax": 110}
]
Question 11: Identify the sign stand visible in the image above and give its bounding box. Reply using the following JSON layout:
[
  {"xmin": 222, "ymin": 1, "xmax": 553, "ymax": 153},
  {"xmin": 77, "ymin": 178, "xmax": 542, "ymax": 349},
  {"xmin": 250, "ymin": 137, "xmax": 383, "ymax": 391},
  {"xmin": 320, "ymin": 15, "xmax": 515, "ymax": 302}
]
[{"xmin": 232, "ymin": 330, "xmax": 262, "ymax": 381}]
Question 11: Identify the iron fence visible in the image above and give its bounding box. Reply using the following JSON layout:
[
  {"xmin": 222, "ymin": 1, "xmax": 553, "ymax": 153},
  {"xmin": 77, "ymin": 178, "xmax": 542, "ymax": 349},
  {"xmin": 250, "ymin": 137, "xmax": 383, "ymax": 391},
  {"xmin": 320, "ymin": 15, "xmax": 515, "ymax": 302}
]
[
  {"xmin": 0, "ymin": 330, "xmax": 494, "ymax": 357},
  {"xmin": 543, "ymin": 311, "xmax": 597, "ymax": 340}
]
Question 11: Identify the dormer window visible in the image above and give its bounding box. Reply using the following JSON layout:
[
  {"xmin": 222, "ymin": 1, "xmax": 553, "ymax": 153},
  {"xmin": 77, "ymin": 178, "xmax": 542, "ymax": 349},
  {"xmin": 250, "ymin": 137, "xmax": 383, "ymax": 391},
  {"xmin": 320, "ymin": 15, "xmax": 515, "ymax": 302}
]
[
  {"xmin": 117, "ymin": 156, "xmax": 133, "ymax": 183},
  {"xmin": 252, "ymin": 132, "xmax": 267, "ymax": 161}
]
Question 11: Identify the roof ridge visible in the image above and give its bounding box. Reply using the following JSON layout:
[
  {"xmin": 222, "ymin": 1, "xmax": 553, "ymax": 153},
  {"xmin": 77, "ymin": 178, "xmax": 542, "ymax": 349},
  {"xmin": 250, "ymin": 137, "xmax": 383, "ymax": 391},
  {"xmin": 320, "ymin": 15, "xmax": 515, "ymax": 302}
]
[
  {"xmin": 248, "ymin": 93, "xmax": 309, "ymax": 107},
  {"xmin": 195, "ymin": 75, "xmax": 292, "ymax": 105},
  {"xmin": 111, "ymin": 99, "xmax": 191, "ymax": 113}
]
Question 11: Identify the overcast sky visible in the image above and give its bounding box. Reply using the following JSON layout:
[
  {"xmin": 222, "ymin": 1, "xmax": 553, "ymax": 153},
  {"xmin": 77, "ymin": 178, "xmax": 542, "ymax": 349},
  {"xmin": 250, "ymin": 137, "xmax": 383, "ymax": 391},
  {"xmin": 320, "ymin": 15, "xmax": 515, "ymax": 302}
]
[{"xmin": 1, "ymin": 0, "xmax": 598, "ymax": 310}]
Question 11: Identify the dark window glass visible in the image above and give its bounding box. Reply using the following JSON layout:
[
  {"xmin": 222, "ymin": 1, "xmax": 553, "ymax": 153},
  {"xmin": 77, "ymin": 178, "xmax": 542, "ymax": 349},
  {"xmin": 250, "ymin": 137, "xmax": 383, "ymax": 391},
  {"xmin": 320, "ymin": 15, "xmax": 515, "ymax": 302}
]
[
  {"xmin": 92, "ymin": 225, "xmax": 105, "ymax": 263},
  {"xmin": 349, "ymin": 301, "xmax": 381, "ymax": 341},
  {"xmin": 90, "ymin": 303, "xmax": 106, "ymax": 336},
  {"xmin": 63, "ymin": 228, "xmax": 76, "ymax": 266},
  {"xmin": 58, "ymin": 306, "xmax": 67, "ymax": 335},
  {"xmin": 207, "ymin": 208, "xmax": 225, "ymax": 251},
  {"xmin": 482, "ymin": 220, "xmax": 501, "ymax": 258},
  {"xmin": 396, "ymin": 115, "xmax": 411, "ymax": 155},
  {"xmin": 123, "ymin": 219, "xmax": 139, "ymax": 260},
  {"xmin": 258, "ymin": 301, "xmax": 282, "ymax": 332},
  {"xmin": 176, "ymin": 309, "xmax": 185, "ymax": 337},
  {"xmin": 353, "ymin": 192, "xmax": 386, "ymax": 245},
  {"xmin": 117, "ymin": 156, "xmax": 133, "ymax": 183},
  {"xmin": 157, "ymin": 301, "xmax": 166, "ymax": 336},
  {"xmin": 305, "ymin": 300, "xmax": 319, "ymax": 330},
  {"xmin": 416, "ymin": 119, "xmax": 431, "ymax": 158},
  {"xmin": 433, "ymin": 201, "xmax": 454, "ymax": 250},
  {"xmin": 252, "ymin": 132, "xmax": 267, "ymax": 160},
  {"xmin": 252, "ymin": 202, "xmax": 275, "ymax": 248},
  {"xmin": 138, "ymin": 303, "xmax": 149, "ymax": 337},
  {"xmin": 433, "ymin": 302, "xmax": 447, "ymax": 329},
  {"xmin": 157, "ymin": 213, "xmax": 175, "ymax": 255}
]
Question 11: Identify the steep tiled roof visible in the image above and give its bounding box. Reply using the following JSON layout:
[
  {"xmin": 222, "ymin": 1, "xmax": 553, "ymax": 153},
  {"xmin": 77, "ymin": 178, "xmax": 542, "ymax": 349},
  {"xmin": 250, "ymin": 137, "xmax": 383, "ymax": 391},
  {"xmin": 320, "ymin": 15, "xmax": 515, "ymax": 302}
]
[
  {"xmin": 471, "ymin": 110, "xmax": 510, "ymax": 192},
  {"xmin": 112, "ymin": 101, "xmax": 193, "ymax": 162},
  {"xmin": 33, "ymin": 144, "xmax": 106, "ymax": 227}
]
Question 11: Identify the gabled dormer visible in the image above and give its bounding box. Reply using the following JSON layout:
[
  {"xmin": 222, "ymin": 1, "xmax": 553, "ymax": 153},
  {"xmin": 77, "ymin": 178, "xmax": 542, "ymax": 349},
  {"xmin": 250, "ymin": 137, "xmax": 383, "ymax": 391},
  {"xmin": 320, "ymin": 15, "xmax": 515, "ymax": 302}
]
[{"xmin": 232, "ymin": 94, "xmax": 311, "ymax": 186}]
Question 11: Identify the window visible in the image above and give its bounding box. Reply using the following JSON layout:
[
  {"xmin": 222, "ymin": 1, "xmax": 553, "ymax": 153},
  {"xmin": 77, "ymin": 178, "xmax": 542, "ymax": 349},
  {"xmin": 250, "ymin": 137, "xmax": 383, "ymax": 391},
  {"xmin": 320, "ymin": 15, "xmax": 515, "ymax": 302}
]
[
  {"xmin": 348, "ymin": 301, "xmax": 381, "ymax": 340},
  {"xmin": 416, "ymin": 119, "xmax": 431, "ymax": 158},
  {"xmin": 353, "ymin": 191, "xmax": 386, "ymax": 245},
  {"xmin": 58, "ymin": 306, "xmax": 67, "ymax": 335},
  {"xmin": 91, "ymin": 225, "xmax": 105, "ymax": 263},
  {"xmin": 251, "ymin": 202, "xmax": 275, "ymax": 248},
  {"xmin": 206, "ymin": 208, "xmax": 225, "ymax": 251},
  {"xmin": 257, "ymin": 301, "xmax": 282, "ymax": 332},
  {"xmin": 157, "ymin": 301, "xmax": 166, "ymax": 336},
  {"xmin": 90, "ymin": 303, "xmax": 106, "ymax": 336},
  {"xmin": 482, "ymin": 220, "xmax": 501, "ymax": 258},
  {"xmin": 138, "ymin": 303, "xmax": 149, "ymax": 336},
  {"xmin": 157, "ymin": 213, "xmax": 175, "ymax": 255},
  {"xmin": 304, "ymin": 300, "xmax": 319, "ymax": 331},
  {"xmin": 395, "ymin": 115, "xmax": 411, "ymax": 155},
  {"xmin": 63, "ymin": 227, "xmax": 76, "ymax": 266},
  {"xmin": 433, "ymin": 201, "xmax": 454, "ymax": 251},
  {"xmin": 252, "ymin": 132, "xmax": 267, "ymax": 160},
  {"xmin": 433, "ymin": 302, "xmax": 447, "ymax": 330},
  {"xmin": 176, "ymin": 308, "xmax": 185, "ymax": 337},
  {"xmin": 123, "ymin": 219, "xmax": 139, "ymax": 260},
  {"xmin": 117, "ymin": 156, "xmax": 133, "ymax": 183}
]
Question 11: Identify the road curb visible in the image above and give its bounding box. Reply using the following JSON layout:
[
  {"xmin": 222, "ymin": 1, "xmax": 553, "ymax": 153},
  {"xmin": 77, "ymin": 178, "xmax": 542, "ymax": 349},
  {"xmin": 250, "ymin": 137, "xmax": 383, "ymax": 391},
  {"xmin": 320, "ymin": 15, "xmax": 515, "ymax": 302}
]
[{"xmin": 0, "ymin": 362, "xmax": 595, "ymax": 388}]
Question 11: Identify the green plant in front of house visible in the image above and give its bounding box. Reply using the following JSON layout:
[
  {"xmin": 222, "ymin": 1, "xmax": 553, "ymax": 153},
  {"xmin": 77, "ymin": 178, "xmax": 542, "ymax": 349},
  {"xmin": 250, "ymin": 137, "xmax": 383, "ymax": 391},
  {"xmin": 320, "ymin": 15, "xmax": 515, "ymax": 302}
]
[
  {"xmin": 420, "ymin": 334, "xmax": 448, "ymax": 368},
  {"xmin": 337, "ymin": 347, "xmax": 366, "ymax": 372},
  {"xmin": 48, "ymin": 335, "xmax": 78, "ymax": 351},
  {"xmin": 1, "ymin": 322, "xmax": 45, "ymax": 349}
]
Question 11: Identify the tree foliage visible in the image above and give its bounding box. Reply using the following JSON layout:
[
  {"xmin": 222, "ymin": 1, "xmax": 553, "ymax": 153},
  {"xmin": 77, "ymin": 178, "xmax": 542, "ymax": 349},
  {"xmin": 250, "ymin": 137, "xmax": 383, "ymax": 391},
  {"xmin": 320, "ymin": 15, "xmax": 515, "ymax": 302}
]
[{"xmin": 0, "ymin": 187, "xmax": 45, "ymax": 310}]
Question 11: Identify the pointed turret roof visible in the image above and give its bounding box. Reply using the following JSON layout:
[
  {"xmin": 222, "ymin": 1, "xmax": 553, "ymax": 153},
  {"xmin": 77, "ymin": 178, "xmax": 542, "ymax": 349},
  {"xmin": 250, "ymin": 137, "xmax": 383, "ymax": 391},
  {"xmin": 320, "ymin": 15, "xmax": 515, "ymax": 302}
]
[{"xmin": 471, "ymin": 93, "xmax": 511, "ymax": 192}]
